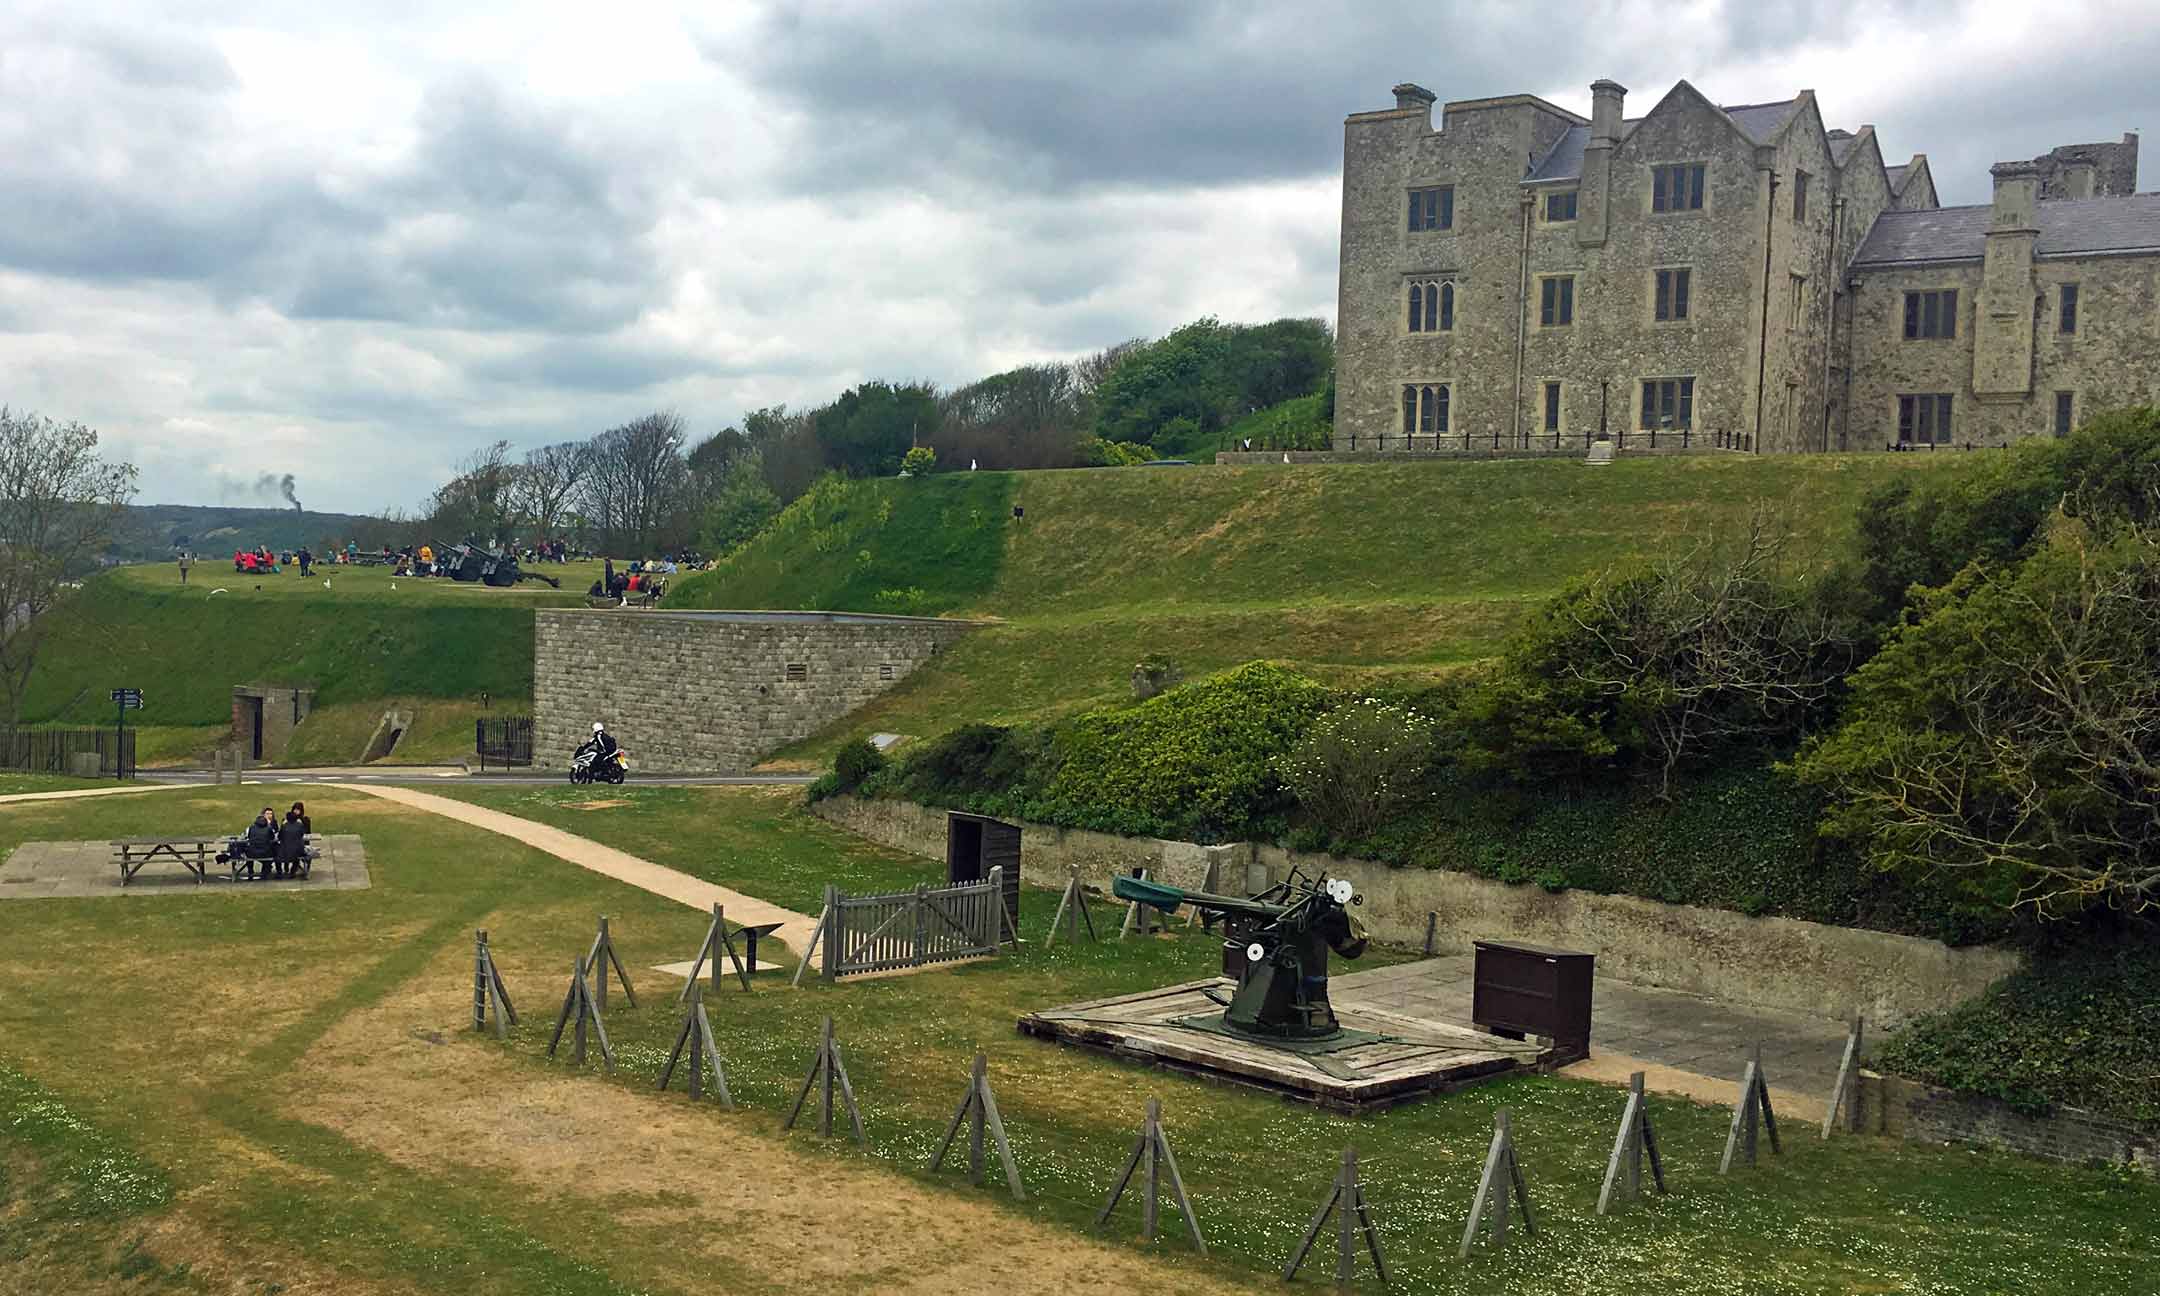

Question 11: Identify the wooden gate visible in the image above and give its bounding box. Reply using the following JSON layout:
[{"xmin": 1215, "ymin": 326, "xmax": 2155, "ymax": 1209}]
[{"xmin": 823, "ymin": 868, "xmax": 1006, "ymax": 980}]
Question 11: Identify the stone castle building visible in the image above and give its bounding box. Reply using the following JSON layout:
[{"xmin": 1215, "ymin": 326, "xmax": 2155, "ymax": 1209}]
[{"xmin": 1334, "ymin": 79, "xmax": 2155, "ymax": 453}]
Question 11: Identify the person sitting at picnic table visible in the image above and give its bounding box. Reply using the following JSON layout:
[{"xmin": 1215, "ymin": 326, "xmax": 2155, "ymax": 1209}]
[
  {"xmin": 221, "ymin": 806, "xmax": 279, "ymax": 880},
  {"xmin": 276, "ymin": 801, "xmax": 315, "ymax": 878}
]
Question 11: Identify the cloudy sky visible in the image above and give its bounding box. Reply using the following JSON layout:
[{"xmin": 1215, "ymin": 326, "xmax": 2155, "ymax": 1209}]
[{"xmin": 3, "ymin": 1, "xmax": 2151, "ymax": 512}]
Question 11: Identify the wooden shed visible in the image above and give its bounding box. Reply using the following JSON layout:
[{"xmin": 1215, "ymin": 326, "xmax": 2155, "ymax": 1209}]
[{"xmin": 946, "ymin": 812, "xmax": 1021, "ymax": 931}]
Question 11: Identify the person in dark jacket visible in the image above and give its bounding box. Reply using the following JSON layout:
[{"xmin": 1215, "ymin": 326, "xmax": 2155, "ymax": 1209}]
[
  {"xmin": 276, "ymin": 807, "xmax": 310, "ymax": 878},
  {"xmin": 241, "ymin": 807, "xmax": 277, "ymax": 880}
]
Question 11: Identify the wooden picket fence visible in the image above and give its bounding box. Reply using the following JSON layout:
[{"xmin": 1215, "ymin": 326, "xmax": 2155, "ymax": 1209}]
[{"xmin": 816, "ymin": 868, "xmax": 1009, "ymax": 980}]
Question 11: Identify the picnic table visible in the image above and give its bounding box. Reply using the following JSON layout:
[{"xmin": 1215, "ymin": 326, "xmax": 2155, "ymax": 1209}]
[{"xmin": 111, "ymin": 834, "xmax": 322, "ymax": 886}]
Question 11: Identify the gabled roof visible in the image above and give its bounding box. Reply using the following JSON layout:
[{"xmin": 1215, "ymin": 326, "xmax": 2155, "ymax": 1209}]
[
  {"xmin": 1522, "ymin": 85, "xmax": 1806, "ymax": 185},
  {"xmin": 1828, "ymin": 129, "xmax": 1859, "ymax": 165},
  {"xmin": 1720, "ymin": 98, "xmax": 1802, "ymax": 143},
  {"xmin": 1885, "ymin": 163, "xmax": 1912, "ymax": 193},
  {"xmin": 1851, "ymin": 192, "xmax": 2160, "ymax": 267}
]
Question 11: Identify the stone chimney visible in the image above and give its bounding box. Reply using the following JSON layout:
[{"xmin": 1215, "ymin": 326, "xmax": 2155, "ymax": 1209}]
[
  {"xmin": 1990, "ymin": 161, "xmax": 2040, "ymax": 231},
  {"xmin": 1578, "ymin": 80, "xmax": 1625, "ymax": 249},
  {"xmin": 1975, "ymin": 162, "xmax": 2041, "ymax": 397},
  {"xmin": 2061, "ymin": 161, "xmax": 2096, "ymax": 199},
  {"xmin": 1589, "ymin": 78, "xmax": 1626, "ymax": 144},
  {"xmin": 1393, "ymin": 82, "xmax": 1436, "ymax": 113}
]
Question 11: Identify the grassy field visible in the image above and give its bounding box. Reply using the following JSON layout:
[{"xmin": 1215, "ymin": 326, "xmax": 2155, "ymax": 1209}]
[
  {"xmin": 668, "ymin": 455, "xmax": 1959, "ymax": 763},
  {"xmin": 15, "ymin": 559, "xmax": 608, "ymax": 764},
  {"xmin": 0, "ymin": 782, "xmax": 2150, "ymax": 1294}
]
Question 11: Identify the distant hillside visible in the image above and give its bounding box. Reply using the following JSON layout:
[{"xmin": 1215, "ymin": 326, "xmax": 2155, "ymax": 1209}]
[
  {"xmin": 669, "ymin": 454, "xmax": 1963, "ymax": 762},
  {"xmin": 102, "ymin": 503, "xmax": 384, "ymax": 563}
]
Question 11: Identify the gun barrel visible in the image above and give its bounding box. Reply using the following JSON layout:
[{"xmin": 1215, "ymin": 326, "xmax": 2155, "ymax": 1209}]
[{"xmin": 1112, "ymin": 875, "xmax": 1287, "ymax": 920}]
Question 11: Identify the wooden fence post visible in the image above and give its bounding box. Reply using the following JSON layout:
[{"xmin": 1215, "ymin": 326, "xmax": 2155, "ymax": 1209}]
[
  {"xmin": 657, "ymin": 982, "xmax": 734, "ymax": 1107},
  {"xmin": 585, "ymin": 915, "xmax": 636, "ymax": 1012},
  {"xmin": 1284, "ymin": 1144, "xmax": 1387, "ymax": 1286},
  {"xmin": 929, "ymin": 1051, "xmax": 1025, "ymax": 1199},
  {"xmin": 821, "ymin": 884, "xmax": 840, "ymax": 984},
  {"xmin": 783, "ymin": 1014, "xmax": 865, "ymax": 1146},
  {"xmin": 1823, "ymin": 1016, "xmax": 1864, "ymax": 1139},
  {"xmin": 1460, "ymin": 1108, "xmax": 1535, "ymax": 1257},
  {"xmin": 1095, "ymin": 1097, "xmax": 1205, "ymax": 1255},
  {"xmin": 1720, "ymin": 1043, "xmax": 1782, "ymax": 1173},
  {"xmin": 1597, "ymin": 1071, "xmax": 1666, "ymax": 1215}
]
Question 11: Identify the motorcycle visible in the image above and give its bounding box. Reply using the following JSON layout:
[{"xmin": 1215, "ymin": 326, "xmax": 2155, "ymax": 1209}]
[{"xmin": 569, "ymin": 744, "xmax": 630, "ymax": 785}]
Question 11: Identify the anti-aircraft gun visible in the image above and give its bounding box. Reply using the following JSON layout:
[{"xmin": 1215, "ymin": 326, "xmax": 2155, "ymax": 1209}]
[
  {"xmin": 442, "ymin": 542, "xmax": 561, "ymax": 589},
  {"xmin": 1113, "ymin": 868, "xmax": 1369, "ymax": 1041}
]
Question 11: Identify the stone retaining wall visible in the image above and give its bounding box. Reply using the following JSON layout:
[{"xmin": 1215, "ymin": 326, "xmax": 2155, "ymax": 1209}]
[
  {"xmin": 1851, "ymin": 1070, "xmax": 2155, "ymax": 1173},
  {"xmin": 1213, "ymin": 444, "xmax": 1725, "ymax": 466},
  {"xmin": 535, "ymin": 611, "xmax": 976, "ymax": 773},
  {"xmin": 809, "ymin": 795, "xmax": 2020, "ymax": 1025}
]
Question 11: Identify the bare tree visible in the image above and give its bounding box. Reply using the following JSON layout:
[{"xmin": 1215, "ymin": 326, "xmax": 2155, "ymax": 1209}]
[
  {"xmin": 580, "ymin": 412, "xmax": 686, "ymax": 555},
  {"xmin": 1560, "ymin": 515, "xmax": 1859, "ymax": 797},
  {"xmin": 513, "ymin": 440, "xmax": 592, "ymax": 541},
  {"xmin": 0, "ymin": 408, "xmax": 138, "ymax": 727},
  {"xmin": 424, "ymin": 440, "xmax": 516, "ymax": 543}
]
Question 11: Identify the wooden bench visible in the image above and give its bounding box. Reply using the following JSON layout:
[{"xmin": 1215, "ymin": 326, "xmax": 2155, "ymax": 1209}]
[
  {"xmin": 110, "ymin": 835, "xmax": 324, "ymax": 886},
  {"xmin": 111, "ymin": 837, "xmax": 222, "ymax": 885}
]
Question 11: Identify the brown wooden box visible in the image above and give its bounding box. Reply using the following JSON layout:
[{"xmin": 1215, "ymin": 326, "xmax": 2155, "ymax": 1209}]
[
  {"xmin": 946, "ymin": 812, "xmax": 1021, "ymax": 931},
  {"xmin": 1471, "ymin": 940, "xmax": 1594, "ymax": 1063}
]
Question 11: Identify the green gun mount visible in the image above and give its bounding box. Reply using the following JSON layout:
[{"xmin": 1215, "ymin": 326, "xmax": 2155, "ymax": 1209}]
[{"xmin": 1114, "ymin": 869, "xmax": 1370, "ymax": 1041}]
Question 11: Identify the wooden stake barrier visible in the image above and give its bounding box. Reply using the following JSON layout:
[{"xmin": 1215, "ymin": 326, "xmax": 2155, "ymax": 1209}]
[
  {"xmin": 1118, "ymin": 869, "xmax": 1158, "ymax": 939},
  {"xmin": 1095, "ymin": 1097, "xmax": 1206, "ymax": 1255},
  {"xmin": 657, "ymin": 982, "xmax": 734, "ymax": 1107},
  {"xmin": 792, "ymin": 901, "xmax": 832, "ymax": 988},
  {"xmin": 1183, "ymin": 857, "xmax": 1221, "ymax": 929},
  {"xmin": 1720, "ymin": 1043, "xmax": 1782, "ymax": 1173},
  {"xmin": 783, "ymin": 1015, "xmax": 864, "ymax": 1145},
  {"xmin": 929, "ymin": 1051, "xmax": 1024, "ymax": 1199},
  {"xmin": 1284, "ymin": 1145, "xmax": 1388, "ymax": 1287},
  {"xmin": 472, "ymin": 929, "xmax": 517, "ymax": 1038},
  {"xmin": 584, "ymin": 915, "xmax": 637, "ymax": 1012},
  {"xmin": 546, "ymin": 954, "xmax": 615, "ymax": 1070},
  {"xmin": 680, "ymin": 902, "xmax": 752, "ymax": 999},
  {"xmin": 1044, "ymin": 870, "xmax": 1099, "ymax": 948},
  {"xmin": 1596, "ymin": 1071, "xmax": 1666, "ymax": 1215},
  {"xmin": 1459, "ymin": 1108, "xmax": 1535, "ymax": 1258},
  {"xmin": 1822, "ymin": 1016, "xmax": 1864, "ymax": 1139}
]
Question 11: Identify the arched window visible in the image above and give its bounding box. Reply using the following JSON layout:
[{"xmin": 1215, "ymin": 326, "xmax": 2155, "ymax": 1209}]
[
  {"xmin": 1418, "ymin": 385, "xmax": 1437, "ymax": 433},
  {"xmin": 1403, "ymin": 383, "xmax": 1454, "ymax": 437},
  {"xmin": 1401, "ymin": 385, "xmax": 1418, "ymax": 433},
  {"xmin": 1434, "ymin": 384, "xmax": 1451, "ymax": 432},
  {"xmin": 1408, "ymin": 280, "xmax": 1451, "ymax": 333}
]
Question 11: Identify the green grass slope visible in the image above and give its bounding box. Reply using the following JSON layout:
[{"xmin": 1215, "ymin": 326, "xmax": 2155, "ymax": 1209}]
[
  {"xmin": 674, "ymin": 454, "xmax": 1959, "ymax": 763},
  {"xmin": 668, "ymin": 471, "xmax": 1014, "ymax": 615},
  {"xmin": 15, "ymin": 559, "xmax": 602, "ymax": 760}
]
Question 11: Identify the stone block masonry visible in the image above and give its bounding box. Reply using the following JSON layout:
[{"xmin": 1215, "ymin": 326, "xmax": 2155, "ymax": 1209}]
[{"xmin": 534, "ymin": 610, "xmax": 977, "ymax": 773}]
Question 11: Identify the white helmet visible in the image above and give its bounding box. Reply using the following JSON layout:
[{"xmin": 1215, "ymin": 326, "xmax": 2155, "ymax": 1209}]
[{"xmin": 592, "ymin": 722, "xmax": 605, "ymax": 733}]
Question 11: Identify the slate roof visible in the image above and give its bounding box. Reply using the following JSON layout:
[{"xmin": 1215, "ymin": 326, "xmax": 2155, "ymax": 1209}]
[
  {"xmin": 1885, "ymin": 163, "xmax": 1912, "ymax": 193},
  {"xmin": 1851, "ymin": 193, "xmax": 2160, "ymax": 267},
  {"xmin": 1828, "ymin": 130, "xmax": 1858, "ymax": 166},
  {"xmin": 1720, "ymin": 99, "xmax": 1801, "ymax": 143},
  {"xmin": 1524, "ymin": 96, "xmax": 1798, "ymax": 184}
]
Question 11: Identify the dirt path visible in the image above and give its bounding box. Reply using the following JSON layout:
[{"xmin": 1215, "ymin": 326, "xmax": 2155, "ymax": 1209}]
[
  {"xmin": 0, "ymin": 782, "xmax": 194, "ymax": 805},
  {"xmin": 291, "ymin": 962, "xmax": 1248, "ymax": 1296},
  {"xmin": 329, "ymin": 783, "xmax": 821, "ymax": 957}
]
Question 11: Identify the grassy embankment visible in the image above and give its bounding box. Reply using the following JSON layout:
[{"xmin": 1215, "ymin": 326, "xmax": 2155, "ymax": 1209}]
[
  {"xmin": 15, "ymin": 559, "xmax": 608, "ymax": 765},
  {"xmin": 1, "ymin": 782, "xmax": 2151, "ymax": 1295},
  {"xmin": 670, "ymin": 454, "xmax": 1958, "ymax": 764}
]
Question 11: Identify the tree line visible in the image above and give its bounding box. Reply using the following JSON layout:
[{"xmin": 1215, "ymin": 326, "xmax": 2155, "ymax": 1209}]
[{"xmin": 404, "ymin": 315, "xmax": 1333, "ymax": 558}]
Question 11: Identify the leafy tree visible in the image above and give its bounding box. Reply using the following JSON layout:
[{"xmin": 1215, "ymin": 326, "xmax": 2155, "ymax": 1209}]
[
  {"xmin": 0, "ymin": 408, "xmax": 137, "ymax": 727},
  {"xmin": 817, "ymin": 381, "xmax": 938, "ymax": 478},
  {"xmin": 696, "ymin": 452, "xmax": 781, "ymax": 557},
  {"xmin": 1795, "ymin": 522, "xmax": 2160, "ymax": 917}
]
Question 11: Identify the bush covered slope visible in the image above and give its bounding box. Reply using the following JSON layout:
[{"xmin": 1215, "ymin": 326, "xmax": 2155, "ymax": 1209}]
[{"xmin": 682, "ymin": 454, "xmax": 1951, "ymax": 759}]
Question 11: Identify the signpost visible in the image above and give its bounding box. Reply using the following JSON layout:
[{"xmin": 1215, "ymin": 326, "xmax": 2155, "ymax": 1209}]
[{"xmin": 109, "ymin": 688, "xmax": 142, "ymax": 781}]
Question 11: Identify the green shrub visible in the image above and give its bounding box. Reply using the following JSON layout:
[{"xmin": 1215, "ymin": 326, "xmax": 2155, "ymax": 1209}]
[
  {"xmin": 832, "ymin": 737, "xmax": 886, "ymax": 791},
  {"xmin": 1796, "ymin": 524, "xmax": 2160, "ymax": 918},
  {"xmin": 901, "ymin": 446, "xmax": 937, "ymax": 475},
  {"xmin": 874, "ymin": 722, "xmax": 1046, "ymax": 809},
  {"xmin": 1031, "ymin": 662, "xmax": 1336, "ymax": 840},
  {"xmin": 1224, "ymin": 391, "xmax": 1332, "ymax": 452},
  {"xmin": 1278, "ymin": 697, "xmax": 1438, "ymax": 839},
  {"xmin": 1875, "ymin": 934, "xmax": 2160, "ymax": 1127}
]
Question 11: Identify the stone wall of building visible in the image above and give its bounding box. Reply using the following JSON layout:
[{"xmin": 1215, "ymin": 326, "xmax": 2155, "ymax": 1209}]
[
  {"xmin": 1846, "ymin": 250, "xmax": 2160, "ymax": 446},
  {"xmin": 230, "ymin": 684, "xmax": 314, "ymax": 763},
  {"xmin": 534, "ymin": 610, "xmax": 976, "ymax": 773},
  {"xmin": 809, "ymin": 794, "xmax": 2022, "ymax": 1025},
  {"xmin": 1850, "ymin": 1070, "xmax": 2156, "ymax": 1173},
  {"xmin": 1337, "ymin": 81, "xmax": 1901, "ymax": 458}
]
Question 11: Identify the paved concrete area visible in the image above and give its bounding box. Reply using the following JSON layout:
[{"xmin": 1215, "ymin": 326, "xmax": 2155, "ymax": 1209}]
[
  {"xmin": 139, "ymin": 768, "xmax": 817, "ymax": 787},
  {"xmin": 1340, "ymin": 956, "xmax": 1851, "ymax": 1109},
  {"xmin": 0, "ymin": 835, "xmax": 371, "ymax": 898}
]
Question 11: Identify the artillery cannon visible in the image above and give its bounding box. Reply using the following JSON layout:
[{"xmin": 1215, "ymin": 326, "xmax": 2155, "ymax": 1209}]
[
  {"xmin": 441, "ymin": 542, "xmax": 561, "ymax": 589},
  {"xmin": 1113, "ymin": 868, "xmax": 1369, "ymax": 1041}
]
